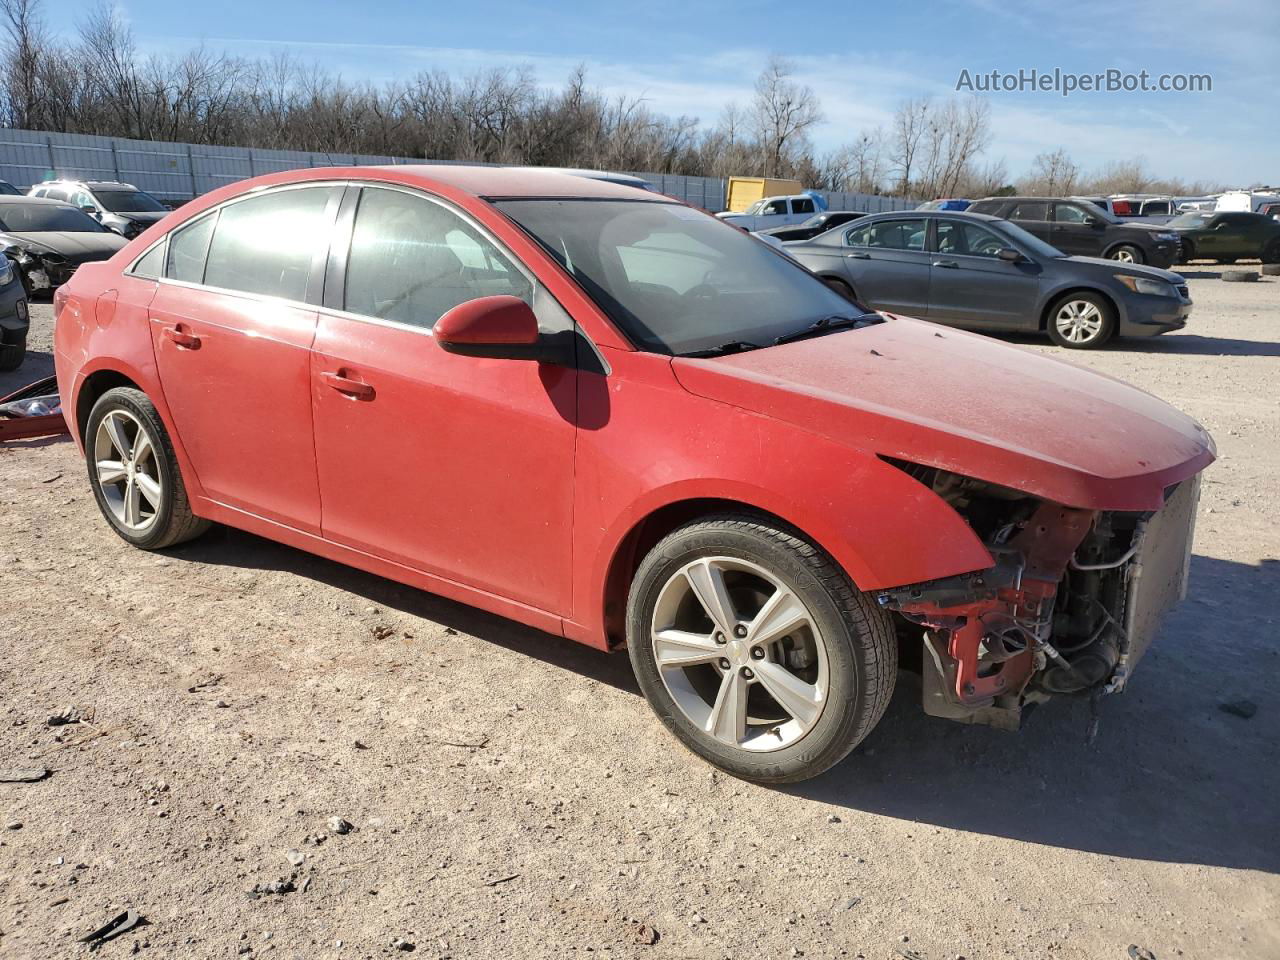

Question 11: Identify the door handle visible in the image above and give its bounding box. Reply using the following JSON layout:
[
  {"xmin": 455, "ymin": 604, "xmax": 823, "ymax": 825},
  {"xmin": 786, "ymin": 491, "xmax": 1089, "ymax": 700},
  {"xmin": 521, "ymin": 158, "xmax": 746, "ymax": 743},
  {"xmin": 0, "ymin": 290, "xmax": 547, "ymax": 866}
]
[
  {"xmin": 162, "ymin": 324, "xmax": 200, "ymax": 349},
  {"xmin": 844, "ymin": 251, "xmax": 870, "ymax": 259},
  {"xmin": 932, "ymin": 260, "xmax": 959, "ymax": 269},
  {"xmin": 321, "ymin": 370, "xmax": 375, "ymax": 400}
]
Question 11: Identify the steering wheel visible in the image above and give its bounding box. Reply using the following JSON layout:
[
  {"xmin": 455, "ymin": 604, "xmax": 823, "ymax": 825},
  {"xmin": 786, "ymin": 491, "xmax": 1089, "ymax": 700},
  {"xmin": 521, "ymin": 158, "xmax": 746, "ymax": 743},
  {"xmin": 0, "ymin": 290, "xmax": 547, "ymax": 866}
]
[{"xmin": 683, "ymin": 283, "xmax": 720, "ymax": 303}]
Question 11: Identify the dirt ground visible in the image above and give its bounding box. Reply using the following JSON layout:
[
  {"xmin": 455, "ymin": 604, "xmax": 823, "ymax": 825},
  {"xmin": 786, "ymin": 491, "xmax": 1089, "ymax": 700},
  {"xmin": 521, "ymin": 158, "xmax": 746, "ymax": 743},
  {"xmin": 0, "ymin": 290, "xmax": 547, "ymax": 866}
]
[{"xmin": 2, "ymin": 266, "xmax": 1278, "ymax": 960}]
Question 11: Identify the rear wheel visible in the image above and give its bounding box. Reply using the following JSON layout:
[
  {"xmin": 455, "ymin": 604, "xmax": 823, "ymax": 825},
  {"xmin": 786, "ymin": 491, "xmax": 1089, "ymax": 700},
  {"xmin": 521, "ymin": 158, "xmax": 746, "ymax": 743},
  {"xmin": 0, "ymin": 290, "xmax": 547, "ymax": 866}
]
[
  {"xmin": 85, "ymin": 387, "xmax": 210, "ymax": 550},
  {"xmin": 822, "ymin": 276, "xmax": 856, "ymax": 302},
  {"xmin": 1108, "ymin": 244, "xmax": 1144, "ymax": 265},
  {"xmin": 1262, "ymin": 240, "xmax": 1280, "ymax": 264},
  {"xmin": 1046, "ymin": 292, "xmax": 1116, "ymax": 349},
  {"xmin": 626, "ymin": 514, "xmax": 896, "ymax": 784}
]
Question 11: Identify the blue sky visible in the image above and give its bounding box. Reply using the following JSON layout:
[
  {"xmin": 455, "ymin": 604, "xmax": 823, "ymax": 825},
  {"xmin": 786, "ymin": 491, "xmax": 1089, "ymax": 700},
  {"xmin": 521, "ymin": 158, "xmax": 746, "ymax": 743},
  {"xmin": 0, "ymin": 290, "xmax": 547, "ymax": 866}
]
[{"xmin": 57, "ymin": 0, "xmax": 1278, "ymax": 186}]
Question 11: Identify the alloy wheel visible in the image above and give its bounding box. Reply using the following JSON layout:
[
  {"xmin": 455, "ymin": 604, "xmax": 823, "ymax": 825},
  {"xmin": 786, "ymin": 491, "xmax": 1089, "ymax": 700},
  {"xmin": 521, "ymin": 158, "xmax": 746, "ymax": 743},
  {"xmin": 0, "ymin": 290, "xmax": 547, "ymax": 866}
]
[
  {"xmin": 649, "ymin": 556, "xmax": 829, "ymax": 753},
  {"xmin": 1054, "ymin": 299, "xmax": 1104, "ymax": 345},
  {"xmin": 1111, "ymin": 247, "xmax": 1136, "ymax": 263},
  {"xmin": 93, "ymin": 409, "xmax": 163, "ymax": 531}
]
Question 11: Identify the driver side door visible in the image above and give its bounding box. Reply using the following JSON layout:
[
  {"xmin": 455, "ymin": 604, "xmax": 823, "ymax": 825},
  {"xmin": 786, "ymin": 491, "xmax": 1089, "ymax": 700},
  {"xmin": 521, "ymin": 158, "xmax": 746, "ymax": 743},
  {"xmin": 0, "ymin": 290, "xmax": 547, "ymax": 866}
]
[{"xmin": 309, "ymin": 185, "xmax": 578, "ymax": 615}]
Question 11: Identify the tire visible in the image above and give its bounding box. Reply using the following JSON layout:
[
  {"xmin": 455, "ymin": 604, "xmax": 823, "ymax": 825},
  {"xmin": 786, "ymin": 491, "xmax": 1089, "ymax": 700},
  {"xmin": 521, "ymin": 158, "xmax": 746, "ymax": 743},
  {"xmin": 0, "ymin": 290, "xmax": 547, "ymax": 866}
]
[
  {"xmin": 1261, "ymin": 264, "xmax": 1280, "ymax": 276},
  {"xmin": 85, "ymin": 387, "xmax": 210, "ymax": 550},
  {"xmin": 0, "ymin": 334, "xmax": 24, "ymax": 372},
  {"xmin": 1179, "ymin": 240, "xmax": 1195, "ymax": 263},
  {"xmin": 1046, "ymin": 292, "xmax": 1116, "ymax": 349},
  {"xmin": 1222, "ymin": 270, "xmax": 1259, "ymax": 283},
  {"xmin": 1218, "ymin": 258, "xmax": 1237, "ymax": 265},
  {"xmin": 1262, "ymin": 241, "xmax": 1280, "ymax": 265},
  {"xmin": 626, "ymin": 513, "xmax": 896, "ymax": 784},
  {"xmin": 1108, "ymin": 244, "xmax": 1144, "ymax": 265},
  {"xmin": 822, "ymin": 276, "xmax": 856, "ymax": 301}
]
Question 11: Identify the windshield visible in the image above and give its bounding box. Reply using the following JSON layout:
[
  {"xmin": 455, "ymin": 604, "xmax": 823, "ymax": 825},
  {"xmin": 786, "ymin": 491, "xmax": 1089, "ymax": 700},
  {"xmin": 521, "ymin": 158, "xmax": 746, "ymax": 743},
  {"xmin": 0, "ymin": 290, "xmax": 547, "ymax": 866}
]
[
  {"xmin": 743, "ymin": 200, "xmax": 765, "ymax": 215},
  {"xmin": 0, "ymin": 203, "xmax": 106, "ymax": 233},
  {"xmin": 1168, "ymin": 213, "xmax": 1211, "ymax": 228},
  {"xmin": 994, "ymin": 219, "xmax": 1066, "ymax": 259},
  {"xmin": 495, "ymin": 199, "xmax": 867, "ymax": 356},
  {"xmin": 94, "ymin": 189, "xmax": 167, "ymax": 213},
  {"xmin": 800, "ymin": 214, "xmax": 828, "ymax": 227}
]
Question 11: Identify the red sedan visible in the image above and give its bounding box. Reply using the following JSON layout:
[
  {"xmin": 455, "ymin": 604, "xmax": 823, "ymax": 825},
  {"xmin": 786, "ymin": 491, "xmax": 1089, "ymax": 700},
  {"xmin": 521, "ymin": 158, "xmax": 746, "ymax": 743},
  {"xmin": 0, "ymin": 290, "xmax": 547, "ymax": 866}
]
[{"xmin": 53, "ymin": 167, "xmax": 1214, "ymax": 782}]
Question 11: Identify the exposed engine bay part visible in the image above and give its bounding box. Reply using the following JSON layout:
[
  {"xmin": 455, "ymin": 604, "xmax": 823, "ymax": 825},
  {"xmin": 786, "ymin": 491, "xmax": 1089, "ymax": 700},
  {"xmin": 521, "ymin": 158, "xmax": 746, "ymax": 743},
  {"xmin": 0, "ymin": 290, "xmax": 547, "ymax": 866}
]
[{"xmin": 877, "ymin": 464, "xmax": 1200, "ymax": 730}]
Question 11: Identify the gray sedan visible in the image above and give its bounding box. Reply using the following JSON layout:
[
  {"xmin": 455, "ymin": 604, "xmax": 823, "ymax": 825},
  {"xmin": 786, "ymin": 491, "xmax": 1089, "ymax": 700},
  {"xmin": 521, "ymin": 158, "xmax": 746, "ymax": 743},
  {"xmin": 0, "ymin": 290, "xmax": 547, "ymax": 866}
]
[{"xmin": 782, "ymin": 210, "xmax": 1191, "ymax": 348}]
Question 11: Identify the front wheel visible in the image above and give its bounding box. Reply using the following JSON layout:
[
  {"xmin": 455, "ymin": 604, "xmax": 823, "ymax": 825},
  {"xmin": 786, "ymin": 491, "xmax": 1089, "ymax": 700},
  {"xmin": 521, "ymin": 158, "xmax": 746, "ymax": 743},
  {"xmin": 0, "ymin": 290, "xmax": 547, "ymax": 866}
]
[
  {"xmin": 1108, "ymin": 244, "xmax": 1145, "ymax": 265},
  {"xmin": 626, "ymin": 514, "xmax": 896, "ymax": 784},
  {"xmin": 85, "ymin": 387, "xmax": 211, "ymax": 550},
  {"xmin": 1046, "ymin": 292, "xmax": 1116, "ymax": 349}
]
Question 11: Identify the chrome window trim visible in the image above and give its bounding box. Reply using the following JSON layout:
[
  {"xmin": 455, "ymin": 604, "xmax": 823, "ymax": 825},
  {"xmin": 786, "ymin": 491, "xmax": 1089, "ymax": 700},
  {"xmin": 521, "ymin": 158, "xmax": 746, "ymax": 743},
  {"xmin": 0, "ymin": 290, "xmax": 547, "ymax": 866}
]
[
  {"xmin": 125, "ymin": 180, "xmax": 345, "ymax": 306},
  {"xmin": 119, "ymin": 176, "xmax": 607, "ymax": 370}
]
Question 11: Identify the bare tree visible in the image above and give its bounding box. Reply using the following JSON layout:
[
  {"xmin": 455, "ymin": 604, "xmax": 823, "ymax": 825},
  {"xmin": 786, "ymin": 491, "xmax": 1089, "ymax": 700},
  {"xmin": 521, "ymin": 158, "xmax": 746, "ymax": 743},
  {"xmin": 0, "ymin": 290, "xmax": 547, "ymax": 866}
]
[
  {"xmin": 0, "ymin": 0, "xmax": 47, "ymax": 128},
  {"xmin": 1021, "ymin": 148, "xmax": 1080, "ymax": 195},
  {"xmin": 751, "ymin": 57, "xmax": 821, "ymax": 177}
]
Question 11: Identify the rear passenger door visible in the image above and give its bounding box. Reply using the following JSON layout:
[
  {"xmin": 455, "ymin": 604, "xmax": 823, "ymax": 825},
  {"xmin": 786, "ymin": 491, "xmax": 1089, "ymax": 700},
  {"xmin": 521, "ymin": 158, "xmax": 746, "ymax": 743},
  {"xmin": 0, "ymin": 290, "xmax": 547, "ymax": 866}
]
[
  {"xmin": 839, "ymin": 217, "xmax": 931, "ymax": 316},
  {"xmin": 1005, "ymin": 200, "xmax": 1055, "ymax": 247},
  {"xmin": 148, "ymin": 184, "xmax": 341, "ymax": 533}
]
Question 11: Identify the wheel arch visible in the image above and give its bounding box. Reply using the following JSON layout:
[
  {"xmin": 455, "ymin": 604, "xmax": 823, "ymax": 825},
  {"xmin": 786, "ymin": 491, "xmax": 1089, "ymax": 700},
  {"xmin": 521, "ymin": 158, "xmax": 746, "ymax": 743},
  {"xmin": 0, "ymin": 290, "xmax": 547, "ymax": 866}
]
[
  {"xmin": 594, "ymin": 474, "xmax": 991, "ymax": 649},
  {"xmin": 1101, "ymin": 240, "xmax": 1144, "ymax": 261},
  {"xmin": 1039, "ymin": 285, "xmax": 1120, "ymax": 331},
  {"xmin": 600, "ymin": 497, "xmax": 810, "ymax": 648},
  {"xmin": 75, "ymin": 368, "xmax": 141, "ymax": 443}
]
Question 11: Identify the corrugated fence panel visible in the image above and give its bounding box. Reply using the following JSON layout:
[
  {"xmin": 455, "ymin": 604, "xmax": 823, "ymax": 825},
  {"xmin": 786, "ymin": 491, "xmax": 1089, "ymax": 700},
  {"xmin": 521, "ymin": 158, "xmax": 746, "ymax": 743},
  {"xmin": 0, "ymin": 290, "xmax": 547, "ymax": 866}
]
[{"xmin": 0, "ymin": 128, "xmax": 911, "ymax": 214}]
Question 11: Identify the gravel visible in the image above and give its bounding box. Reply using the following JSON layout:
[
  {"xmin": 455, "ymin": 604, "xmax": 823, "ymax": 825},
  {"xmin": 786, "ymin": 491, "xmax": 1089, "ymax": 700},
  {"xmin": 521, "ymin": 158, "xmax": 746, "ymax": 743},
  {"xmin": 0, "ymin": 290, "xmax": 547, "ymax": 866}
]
[{"xmin": 1, "ymin": 269, "xmax": 1277, "ymax": 958}]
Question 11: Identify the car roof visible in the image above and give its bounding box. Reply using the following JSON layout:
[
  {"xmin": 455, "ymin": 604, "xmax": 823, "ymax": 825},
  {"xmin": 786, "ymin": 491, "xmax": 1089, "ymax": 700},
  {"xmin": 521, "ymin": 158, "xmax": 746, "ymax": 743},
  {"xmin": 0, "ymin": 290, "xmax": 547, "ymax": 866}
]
[
  {"xmin": 858, "ymin": 209, "xmax": 1003, "ymax": 223},
  {"xmin": 976, "ymin": 196, "xmax": 1070, "ymax": 203},
  {"xmin": 0, "ymin": 195, "xmax": 73, "ymax": 205},
  {"xmin": 38, "ymin": 179, "xmax": 137, "ymax": 188},
  {"xmin": 367, "ymin": 164, "xmax": 665, "ymax": 200}
]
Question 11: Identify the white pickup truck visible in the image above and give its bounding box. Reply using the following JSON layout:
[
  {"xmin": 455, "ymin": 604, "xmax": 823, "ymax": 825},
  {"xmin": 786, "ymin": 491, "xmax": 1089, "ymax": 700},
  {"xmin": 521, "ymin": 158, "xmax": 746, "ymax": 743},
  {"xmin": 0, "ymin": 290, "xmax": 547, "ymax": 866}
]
[{"xmin": 716, "ymin": 194, "xmax": 822, "ymax": 231}]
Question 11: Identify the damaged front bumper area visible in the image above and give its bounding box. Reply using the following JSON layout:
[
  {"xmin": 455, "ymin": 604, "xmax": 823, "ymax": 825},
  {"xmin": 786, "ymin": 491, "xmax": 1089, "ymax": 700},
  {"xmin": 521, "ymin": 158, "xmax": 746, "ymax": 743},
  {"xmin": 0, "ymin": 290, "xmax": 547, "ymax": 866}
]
[{"xmin": 876, "ymin": 468, "xmax": 1201, "ymax": 730}]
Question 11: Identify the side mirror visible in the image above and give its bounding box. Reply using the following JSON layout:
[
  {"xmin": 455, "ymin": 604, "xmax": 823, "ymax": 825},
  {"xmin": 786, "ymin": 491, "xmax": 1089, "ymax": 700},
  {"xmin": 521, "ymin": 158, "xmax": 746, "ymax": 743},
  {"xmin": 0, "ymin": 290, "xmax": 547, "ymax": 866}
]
[
  {"xmin": 996, "ymin": 247, "xmax": 1023, "ymax": 262},
  {"xmin": 1085, "ymin": 216, "xmax": 1103, "ymax": 227},
  {"xmin": 435, "ymin": 295, "xmax": 570, "ymax": 365},
  {"xmin": 79, "ymin": 204, "xmax": 98, "ymax": 217}
]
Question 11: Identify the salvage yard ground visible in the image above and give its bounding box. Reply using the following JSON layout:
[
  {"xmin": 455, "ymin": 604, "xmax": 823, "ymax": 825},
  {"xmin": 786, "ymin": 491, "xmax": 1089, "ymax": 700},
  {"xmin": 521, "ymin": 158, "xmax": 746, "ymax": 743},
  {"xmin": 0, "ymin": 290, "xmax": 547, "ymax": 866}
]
[{"xmin": 2, "ymin": 269, "xmax": 1278, "ymax": 960}]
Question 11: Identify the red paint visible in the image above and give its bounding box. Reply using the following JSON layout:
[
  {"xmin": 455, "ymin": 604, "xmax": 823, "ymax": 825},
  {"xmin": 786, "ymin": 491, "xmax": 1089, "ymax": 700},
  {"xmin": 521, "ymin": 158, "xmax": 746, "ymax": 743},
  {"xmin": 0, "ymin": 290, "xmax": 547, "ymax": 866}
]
[
  {"xmin": 435, "ymin": 296, "xmax": 539, "ymax": 345},
  {"xmin": 52, "ymin": 165, "xmax": 1216, "ymax": 653}
]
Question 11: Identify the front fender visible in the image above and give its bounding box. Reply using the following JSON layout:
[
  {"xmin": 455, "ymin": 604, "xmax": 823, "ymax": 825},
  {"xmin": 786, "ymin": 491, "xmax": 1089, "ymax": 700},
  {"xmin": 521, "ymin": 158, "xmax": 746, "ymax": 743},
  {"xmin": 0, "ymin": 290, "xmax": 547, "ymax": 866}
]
[{"xmin": 567, "ymin": 359, "xmax": 994, "ymax": 644}]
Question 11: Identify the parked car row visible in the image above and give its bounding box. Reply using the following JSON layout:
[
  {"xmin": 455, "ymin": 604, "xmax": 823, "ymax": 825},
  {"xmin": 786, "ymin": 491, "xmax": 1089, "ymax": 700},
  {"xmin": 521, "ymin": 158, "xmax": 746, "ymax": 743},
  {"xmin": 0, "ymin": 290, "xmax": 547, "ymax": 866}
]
[
  {"xmin": 783, "ymin": 209, "xmax": 1191, "ymax": 348},
  {"xmin": 28, "ymin": 179, "xmax": 172, "ymax": 238},
  {"xmin": 51, "ymin": 165, "xmax": 1215, "ymax": 783}
]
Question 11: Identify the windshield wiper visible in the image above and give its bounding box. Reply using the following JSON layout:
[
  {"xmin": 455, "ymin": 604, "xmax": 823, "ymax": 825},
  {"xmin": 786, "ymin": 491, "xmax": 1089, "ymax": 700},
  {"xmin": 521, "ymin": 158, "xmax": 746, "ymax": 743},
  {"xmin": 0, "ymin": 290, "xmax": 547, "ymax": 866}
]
[
  {"xmin": 680, "ymin": 340, "xmax": 764, "ymax": 358},
  {"xmin": 773, "ymin": 313, "xmax": 880, "ymax": 345}
]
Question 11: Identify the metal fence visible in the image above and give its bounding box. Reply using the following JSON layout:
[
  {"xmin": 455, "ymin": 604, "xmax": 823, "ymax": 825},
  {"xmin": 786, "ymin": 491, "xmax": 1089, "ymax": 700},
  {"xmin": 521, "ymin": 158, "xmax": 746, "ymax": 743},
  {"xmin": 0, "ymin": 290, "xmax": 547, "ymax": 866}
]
[{"xmin": 0, "ymin": 127, "xmax": 914, "ymax": 214}]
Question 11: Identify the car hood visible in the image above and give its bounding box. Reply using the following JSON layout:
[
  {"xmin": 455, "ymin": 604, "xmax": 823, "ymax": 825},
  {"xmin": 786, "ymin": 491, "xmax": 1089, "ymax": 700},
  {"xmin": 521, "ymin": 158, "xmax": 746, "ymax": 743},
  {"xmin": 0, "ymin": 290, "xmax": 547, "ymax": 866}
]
[
  {"xmin": 116, "ymin": 211, "xmax": 167, "ymax": 225},
  {"xmin": 1060, "ymin": 256, "xmax": 1185, "ymax": 284},
  {"xmin": 1116, "ymin": 221, "xmax": 1173, "ymax": 237},
  {"xmin": 4, "ymin": 230, "xmax": 128, "ymax": 263},
  {"xmin": 671, "ymin": 316, "xmax": 1213, "ymax": 511}
]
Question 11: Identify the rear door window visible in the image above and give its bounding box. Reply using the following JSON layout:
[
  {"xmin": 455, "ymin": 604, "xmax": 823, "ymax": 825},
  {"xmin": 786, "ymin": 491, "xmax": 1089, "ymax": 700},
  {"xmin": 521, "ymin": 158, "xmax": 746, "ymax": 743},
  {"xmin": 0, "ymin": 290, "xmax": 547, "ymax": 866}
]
[
  {"xmin": 791, "ymin": 197, "xmax": 816, "ymax": 214},
  {"xmin": 845, "ymin": 218, "xmax": 926, "ymax": 251},
  {"xmin": 1008, "ymin": 201, "xmax": 1049, "ymax": 222},
  {"xmin": 203, "ymin": 187, "xmax": 334, "ymax": 302}
]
